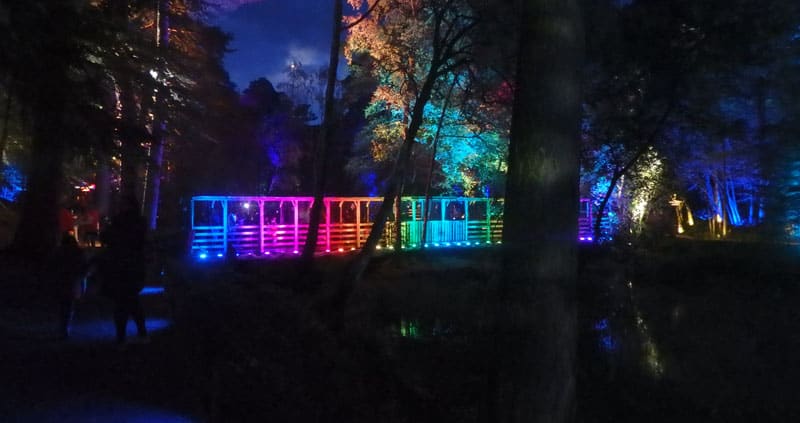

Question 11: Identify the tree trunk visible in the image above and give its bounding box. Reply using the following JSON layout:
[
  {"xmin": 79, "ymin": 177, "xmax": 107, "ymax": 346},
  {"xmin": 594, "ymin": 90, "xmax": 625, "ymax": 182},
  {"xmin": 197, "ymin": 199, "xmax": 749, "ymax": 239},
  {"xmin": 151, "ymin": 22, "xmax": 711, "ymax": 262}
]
[
  {"xmin": 491, "ymin": 1, "xmax": 583, "ymax": 422},
  {"xmin": 302, "ymin": 0, "xmax": 343, "ymax": 262},
  {"xmin": 422, "ymin": 76, "xmax": 458, "ymax": 247},
  {"xmin": 111, "ymin": 0, "xmax": 143, "ymax": 203},
  {"xmin": 144, "ymin": 0, "xmax": 170, "ymax": 230},
  {"xmin": 118, "ymin": 76, "xmax": 142, "ymax": 202},
  {"xmin": 322, "ymin": 59, "xmax": 441, "ymax": 331},
  {"xmin": 394, "ymin": 108, "xmax": 412, "ymax": 251},
  {"xmin": 0, "ymin": 85, "xmax": 11, "ymax": 163},
  {"xmin": 592, "ymin": 167, "xmax": 622, "ymax": 242}
]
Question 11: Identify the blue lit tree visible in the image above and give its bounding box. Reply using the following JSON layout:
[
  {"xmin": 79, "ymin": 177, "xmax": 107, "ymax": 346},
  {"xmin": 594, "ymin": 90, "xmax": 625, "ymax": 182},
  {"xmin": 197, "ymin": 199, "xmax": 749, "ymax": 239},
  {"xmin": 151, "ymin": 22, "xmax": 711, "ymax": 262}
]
[{"xmin": 582, "ymin": 0, "xmax": 800, "ymax": 242}]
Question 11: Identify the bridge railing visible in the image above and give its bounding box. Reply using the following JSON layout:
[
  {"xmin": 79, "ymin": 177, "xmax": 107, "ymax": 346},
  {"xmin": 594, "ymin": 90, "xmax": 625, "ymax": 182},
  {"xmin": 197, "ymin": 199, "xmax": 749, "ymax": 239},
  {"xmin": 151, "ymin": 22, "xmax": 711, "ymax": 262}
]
[{"xmin": 190, "ymin": 196, "xmax": 595, "ymax": 259}]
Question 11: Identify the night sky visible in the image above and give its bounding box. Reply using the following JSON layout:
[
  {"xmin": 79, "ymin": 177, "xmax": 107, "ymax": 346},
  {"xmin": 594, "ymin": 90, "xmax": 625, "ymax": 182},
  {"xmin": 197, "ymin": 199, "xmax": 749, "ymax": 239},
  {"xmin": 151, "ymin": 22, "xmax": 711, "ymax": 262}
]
[{"xmin": 213, "ymin": 0, "xmax": 334, "ymax": 91}]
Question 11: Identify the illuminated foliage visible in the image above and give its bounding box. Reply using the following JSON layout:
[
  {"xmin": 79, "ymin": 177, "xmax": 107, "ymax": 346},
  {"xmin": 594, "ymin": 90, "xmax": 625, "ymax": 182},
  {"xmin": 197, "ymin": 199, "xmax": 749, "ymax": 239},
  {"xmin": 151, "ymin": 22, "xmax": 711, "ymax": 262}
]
[
  {"xmin": 344, "ymin": 0, "xmax": 507, "ymax": 196},
  {"xmin": 0, "ymin": 0, "xmax": 237, "ymax": 249}
]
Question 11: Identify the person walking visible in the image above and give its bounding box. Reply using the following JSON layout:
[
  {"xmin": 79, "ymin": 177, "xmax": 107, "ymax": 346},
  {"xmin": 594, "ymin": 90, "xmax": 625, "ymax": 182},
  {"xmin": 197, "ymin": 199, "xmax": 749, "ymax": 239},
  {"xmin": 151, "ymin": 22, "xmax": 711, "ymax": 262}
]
[
  {"xmin": 100, "ymin": 195, "xmax": 149, "ymax": 345},
  {"xmin": 48, "ymin": 231, "xmax": 87, "ymax": 339}
]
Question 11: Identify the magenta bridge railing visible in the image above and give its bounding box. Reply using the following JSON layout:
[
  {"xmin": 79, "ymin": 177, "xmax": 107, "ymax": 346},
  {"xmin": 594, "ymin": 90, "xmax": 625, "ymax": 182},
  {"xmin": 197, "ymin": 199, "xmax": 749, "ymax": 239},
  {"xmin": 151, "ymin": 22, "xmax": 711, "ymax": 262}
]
[{"xmin": 190, "ymin": 196, "xmax": 596, "ymax": 260}]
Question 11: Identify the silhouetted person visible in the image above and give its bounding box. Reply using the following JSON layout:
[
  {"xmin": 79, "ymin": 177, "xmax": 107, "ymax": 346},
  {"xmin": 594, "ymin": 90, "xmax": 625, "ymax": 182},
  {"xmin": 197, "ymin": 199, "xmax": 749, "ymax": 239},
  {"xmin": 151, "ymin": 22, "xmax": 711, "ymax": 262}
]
[
  {"xmin": 57, "ymin": 205, "xmax": 76, "ymax": 243},
  {"xmin": 48, "ymin": 232, "xmax": 87, "ymax": 339},
  {"xmin": 79, "ymin": 207, "xmax": 100, "ymax": 247},
  {"xmin": 100, "ymin": 196, "xmax": 149, "ymax": 345}
]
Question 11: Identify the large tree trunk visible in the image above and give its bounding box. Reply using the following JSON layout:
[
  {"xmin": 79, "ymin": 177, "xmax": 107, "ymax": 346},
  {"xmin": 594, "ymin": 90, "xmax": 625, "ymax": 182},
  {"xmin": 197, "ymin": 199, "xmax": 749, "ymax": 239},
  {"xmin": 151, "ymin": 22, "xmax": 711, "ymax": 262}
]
[
  {"xmin": 492, "ymin": 1, "xmax": 583, "ymax": 422},
  {"xmin": 11, "ymin": 92, "xmax": 66, "ymax": 255},
  {"xmin": 9, "ymin": 2, "xmax": 78, "ymax": 256},
  {"xmin": 302, "ymin": 0, "xmax": 343, "ymax": 262}
]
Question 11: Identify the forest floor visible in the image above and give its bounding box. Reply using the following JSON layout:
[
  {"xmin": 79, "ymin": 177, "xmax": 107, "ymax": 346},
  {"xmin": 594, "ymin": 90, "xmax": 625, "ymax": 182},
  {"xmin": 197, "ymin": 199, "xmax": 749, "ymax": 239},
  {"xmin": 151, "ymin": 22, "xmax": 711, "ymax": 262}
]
[{"xmin": 1, "ymin": 239, "xmax": 799, "ymax": 422}]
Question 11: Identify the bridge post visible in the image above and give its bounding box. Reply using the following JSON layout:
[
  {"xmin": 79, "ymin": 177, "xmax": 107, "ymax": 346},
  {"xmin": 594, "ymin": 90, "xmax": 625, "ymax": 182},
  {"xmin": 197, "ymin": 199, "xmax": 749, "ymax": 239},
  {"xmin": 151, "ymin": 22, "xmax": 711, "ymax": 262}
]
[
  {"xmin": 463, "ymin": 198, "xmax": 469, "ymax": 241},
  {"xmin": 222, "ymin": 198, "xmax": 228, "ymax": 256},
  {"xmin": 293, "ymin": 199, "xmax": 299, "ymax": 253},
  {"xmin": 356, "ymin": 199, "xmax": 362, "ymax": 248},
  {"xmin": 259, "ymin": 200, "xmax": 265, "ymax": 254},
  {"xmin": 325, "ymin": 199, "xmax": 331, "ymax": 252},
  {"xmin": 486, "ymin": 198, "xmax": 491, "ymax": 244},
  {"xmin": 440, "ymin": 198, "xmax": 446, "ymax": 242}
]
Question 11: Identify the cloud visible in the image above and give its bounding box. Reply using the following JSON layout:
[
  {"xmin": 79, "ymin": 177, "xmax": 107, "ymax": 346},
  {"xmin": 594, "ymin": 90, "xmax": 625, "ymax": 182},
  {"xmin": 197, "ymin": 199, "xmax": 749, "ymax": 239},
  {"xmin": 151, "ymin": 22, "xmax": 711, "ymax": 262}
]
[
  {"xmin": 210, "ymin": 0, "xmax": 265, "ymax": 12},
  {"xmin": 215, "ymin": 0, "xmax": 333, "ymax": 90},
  {"xmin": 286, "ymin": 44, "xmax": 325, "ymax": 67}
]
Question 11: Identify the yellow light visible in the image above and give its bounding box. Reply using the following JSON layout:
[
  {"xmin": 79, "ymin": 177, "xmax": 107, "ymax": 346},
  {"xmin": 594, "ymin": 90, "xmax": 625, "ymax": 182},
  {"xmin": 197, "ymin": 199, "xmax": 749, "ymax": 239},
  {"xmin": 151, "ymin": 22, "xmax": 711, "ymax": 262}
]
[{"xmin": 716, "ymin": 214, "xmax": 722, "ymax": 223}]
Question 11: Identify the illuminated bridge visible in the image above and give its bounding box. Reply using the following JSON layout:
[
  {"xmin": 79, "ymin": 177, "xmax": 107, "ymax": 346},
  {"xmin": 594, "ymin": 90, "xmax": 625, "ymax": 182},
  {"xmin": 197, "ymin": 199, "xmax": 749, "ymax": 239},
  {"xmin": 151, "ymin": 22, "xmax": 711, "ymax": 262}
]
[{"xmin": 190, "ymin": 196, "xmax": 596, "ymax": 260}]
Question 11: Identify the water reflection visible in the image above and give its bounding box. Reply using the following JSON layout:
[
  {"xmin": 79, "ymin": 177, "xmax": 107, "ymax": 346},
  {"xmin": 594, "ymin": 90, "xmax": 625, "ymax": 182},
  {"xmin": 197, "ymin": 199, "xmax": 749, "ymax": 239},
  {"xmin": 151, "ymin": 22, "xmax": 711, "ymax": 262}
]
[
  {"xmin": 591, "ymin": 276, "xmax": 666, "ymax": 380},
  {"xmin": 14, "ymin": 397, "xmax": 196, "ymax": 423},
  {"xmin": 593, "ymin": 318, "xmax": 619, "ymax": 352},
  {"xmin": 70, "ymin": 317, "xmax": 172, "ymax": 343},
  {"xmin": 628, "ymin": 280, "xmax": 664, "ymax": 378}
]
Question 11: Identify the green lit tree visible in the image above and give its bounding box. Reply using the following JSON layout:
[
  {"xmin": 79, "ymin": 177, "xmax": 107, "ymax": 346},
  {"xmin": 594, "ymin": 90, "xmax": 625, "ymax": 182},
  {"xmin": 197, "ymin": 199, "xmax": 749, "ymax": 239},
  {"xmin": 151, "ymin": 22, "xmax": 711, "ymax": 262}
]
[{"xmin": 341, "ymin": 0, "xmax": 479, "ymax": 284}]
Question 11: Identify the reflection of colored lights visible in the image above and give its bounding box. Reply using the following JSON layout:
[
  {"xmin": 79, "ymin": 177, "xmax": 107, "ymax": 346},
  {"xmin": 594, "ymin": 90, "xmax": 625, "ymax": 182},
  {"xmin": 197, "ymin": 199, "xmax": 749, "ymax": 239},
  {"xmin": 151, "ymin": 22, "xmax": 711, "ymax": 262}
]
[
  {"xmin": 325, "ymin": 249, "xmax": 331, "ymax": 253},
  {"xmin": 140, "ymin": 286, "xmax": 165, "ymax": 295},
  {"xmin": 74, "ymin": 183, "xmax": 96, "ymax": 192},
  {"xmin": 199, "ymin": 253, "xmax": 208, "ymax": 260},
  {"xmin": 594, "ymin": 319, "xmax": 608, "ymax": 330},
  {"xmin": 600, "ymin": 335, "xmax": 617, "ymax": 351}
]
